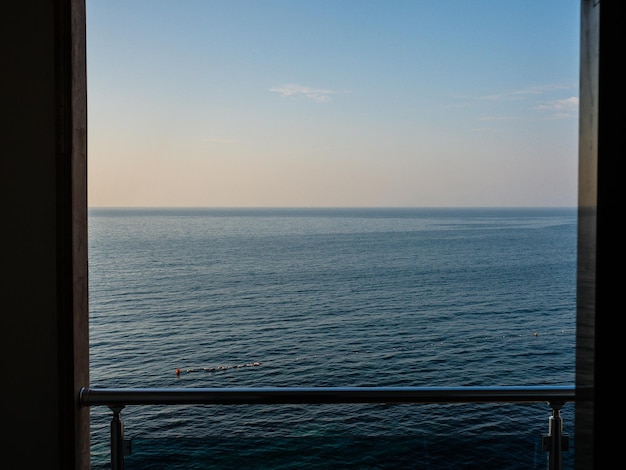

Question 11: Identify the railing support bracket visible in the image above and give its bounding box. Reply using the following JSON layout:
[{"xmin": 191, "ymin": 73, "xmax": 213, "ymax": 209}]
[
  {"xmin": 541, "ymin": 401, "xmax": 569, "ymax": 470},
  {"xmin": 108, "ymin": 405, "xmax": 129, "ymax": 470}
]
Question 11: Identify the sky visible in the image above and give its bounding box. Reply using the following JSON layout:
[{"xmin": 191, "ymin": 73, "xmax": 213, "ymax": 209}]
[{"xmin": 86, "ymin": 0, "xmax": 580, "ymax": 208}]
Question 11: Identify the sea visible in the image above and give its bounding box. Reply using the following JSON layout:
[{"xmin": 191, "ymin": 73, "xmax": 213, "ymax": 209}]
[{"xmin": 88, "ymin": 207, "xmax": 577, "ymax": 469}]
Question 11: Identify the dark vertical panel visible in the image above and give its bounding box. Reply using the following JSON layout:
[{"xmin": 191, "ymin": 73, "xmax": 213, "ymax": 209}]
[
  {"xmin": 55, "ymin": 0, "xmax": 89, "ymax": 468},
  {"xmin": 576, "ymin": 0, "xmax": 611, "ymax": 469},
  {"xmin": 591, "ymin": 0, "xmax": 618, "ymax": 468},
  {"xmin": 0, "ymin": 1, "xmax": 60, "ymax": 467},
  {"xmin": 70, "ymin": 0, "xmax": 90, "ymax": 467}
]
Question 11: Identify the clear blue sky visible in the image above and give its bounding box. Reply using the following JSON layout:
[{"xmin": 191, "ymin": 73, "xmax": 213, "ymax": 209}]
[{"xmin": 86, "ymin": 0, "xmax": 580, "ymax": 208}]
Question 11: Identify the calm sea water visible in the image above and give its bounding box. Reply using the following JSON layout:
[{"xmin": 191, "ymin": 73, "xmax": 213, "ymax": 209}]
[{"xmin": 88, "ymin": 207, "xmax": 577, "ymax": 469}]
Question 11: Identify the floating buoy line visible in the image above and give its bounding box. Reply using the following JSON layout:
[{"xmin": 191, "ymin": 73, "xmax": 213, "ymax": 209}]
[
  {"xmin": 175, "ymin": 328, "xmax": 575, "ymax": 375},
  {"xmin": 176, "ymin": 362, "xmax": 262, "ymax": 375}
]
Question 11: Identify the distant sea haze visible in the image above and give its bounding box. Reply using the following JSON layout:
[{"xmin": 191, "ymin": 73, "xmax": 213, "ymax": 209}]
[{"xmin": 88, "ymin": 207, "xmax": 576, "ymax": 469}]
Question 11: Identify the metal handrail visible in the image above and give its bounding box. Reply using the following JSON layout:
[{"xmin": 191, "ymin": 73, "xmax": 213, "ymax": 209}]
[
  {"xmin": 80, "ymin": 385, "xmax": 574, "ymax": 405},
  {"xmin": 80, "ymin": 385, "xmax": 575, "ymax": 470}
]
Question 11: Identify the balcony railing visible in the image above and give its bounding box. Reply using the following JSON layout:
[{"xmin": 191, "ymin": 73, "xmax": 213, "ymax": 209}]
[{"xmin": 80, "ymin": 385, "xmax": 575, "ymax": 470}]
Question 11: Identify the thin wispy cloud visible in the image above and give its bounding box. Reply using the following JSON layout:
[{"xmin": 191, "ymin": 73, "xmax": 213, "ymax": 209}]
[
  {"xmin": 477, "ymin": 83, "xmax": 576, "ymax": 102},
  {"xmin": 477, "ymin": 93, "xmax": 518, "ymax": 101},
  {"xmin": 512, "ymin": 83, "xmax": 574, "ymax": 96},
  {"xmin": 534, "ymin": 96, "xmax": 579, "ymax": 119},
  {"xmin": 460, "ymin": 83, "xmax": 579, "ymax": 121},
  {"xmin": 478, "ymin": 116, "xmax": 520, "ymax": 121},
  {"xmin": 270, "ymin": 84, "xmax": 344, "ymax": 103}
]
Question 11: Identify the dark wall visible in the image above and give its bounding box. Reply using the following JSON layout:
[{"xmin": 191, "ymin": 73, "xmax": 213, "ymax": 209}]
[
  {"xmin": 1, "ymin": 1, "xmax": 89, "ymax": 468},
  {"xmin": 2, "ymin": 1, "xmax": 61, "ymax": 466}
]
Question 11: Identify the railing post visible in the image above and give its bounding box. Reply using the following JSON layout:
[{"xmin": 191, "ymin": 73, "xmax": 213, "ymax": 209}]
[
  {"xmin": 109, "ymin": 405, "xmax": 126, "ymax": 470},
  {"xmin": 542, "ymin": 401, "xmax": 570, "ymax": 470}
]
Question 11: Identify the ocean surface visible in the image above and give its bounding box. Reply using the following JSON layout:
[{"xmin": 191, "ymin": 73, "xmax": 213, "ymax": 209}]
[{"xmin": 88, "ymin": 207, "xmax": 577, "ymax": 469}]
